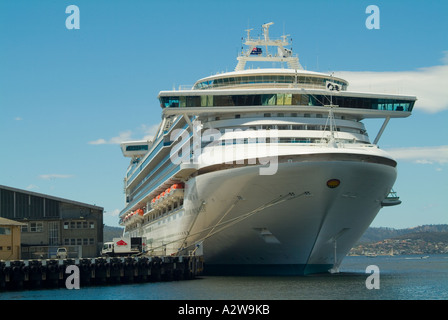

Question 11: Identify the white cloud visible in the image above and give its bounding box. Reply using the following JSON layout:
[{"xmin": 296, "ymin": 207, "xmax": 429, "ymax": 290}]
[
  {"xmin": 334, "ymin": 52, "xmax": 448, "ymax": 113},
  {"xmin": 106, "ymin": 208, "xmax": 120, "ymax": 217},
  {"xmin": 88, "ymin": 131, "xmax": 132, "ymax": 145},
  {"xmin": 39, "ymin": 174, "xmax": 74, "ymax": 180},
  {"xmin": 385, "ymin": 145, "xmax": 448, "ymax": 165},
  {"xmin": 109, "ymin": 131, "xmax": 133, "ymax": 144},
  {"xmin": 15, "ymin": 117, "xmax": 23, "ymax": 121},
  {"xmin": 88, "ymin": 138, "xmax": 107, "ymax": 145},
  {"xmin": 89, "ymin": 125, "xmax": 158, "ymax": 146},
  {"xmin": 140, "ymin": 123, "xmax": 160, "ymax": 141}
]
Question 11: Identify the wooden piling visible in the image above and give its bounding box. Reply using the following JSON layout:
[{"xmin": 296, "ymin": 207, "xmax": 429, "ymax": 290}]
[{"xmin": 0, "ymin": 255, "xmax": 203, "ymax": 291}]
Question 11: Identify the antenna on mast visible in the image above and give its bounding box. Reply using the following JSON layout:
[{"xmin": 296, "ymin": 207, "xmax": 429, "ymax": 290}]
[{"xmin": 235, "ymin": 22, "xmax": 303, "ymax": 71}]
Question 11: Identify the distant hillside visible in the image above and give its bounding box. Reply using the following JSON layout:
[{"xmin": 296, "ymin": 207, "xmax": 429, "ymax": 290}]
[
  {"xmin": 103, "ymin": 225, "xmax": 124, "ymax": 242},
  {"xmin": 351, "ymin": 224, "xmax": 448, "ymax": 255},
  {"xmin": 357, "ymin": 224, "xmax": 448, "ymax": 244},
  {"xmin": 394, "ymin": 231, "xmax": 448, "ymax": 243}
]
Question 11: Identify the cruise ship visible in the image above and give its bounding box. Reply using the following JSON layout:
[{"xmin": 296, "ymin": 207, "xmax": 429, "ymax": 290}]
[{"xmin": 118, "ymin": 23, "xmax": 416, "ymax": 275}]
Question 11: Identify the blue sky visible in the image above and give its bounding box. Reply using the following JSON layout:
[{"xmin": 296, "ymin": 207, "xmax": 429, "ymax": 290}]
[{"xmin": 1, "ymin": 0, "xmax": 447, "ymax": 229}]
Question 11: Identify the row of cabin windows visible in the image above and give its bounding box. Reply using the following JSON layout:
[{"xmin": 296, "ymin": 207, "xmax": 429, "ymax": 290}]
[
  {"xmin": 201, "ymin": 136, "xmax": 368, "ymax": 148},
  {"xmin": 160, "ymin": 94, "xmax": 414, "ymax": 112},
  {"xmin": 213, "ymin": 112, "xmax": 353, "ymax": 121},
  {"xmin": 206, "ymin": 124, "xmax": 365, "ymax": 134}
]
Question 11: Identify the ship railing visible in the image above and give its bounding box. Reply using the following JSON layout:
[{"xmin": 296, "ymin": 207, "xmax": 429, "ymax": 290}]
[
  {"xmin": 183, "ymin": 82, "xmax": 337, "ymax": 91},
  {"xmin": 386, "ymin": 189, "xmax": 399, "ymax": 200},
  {"xmin": 318, "ymin": 140, "xmax": 377, "ymax": 148},
  {"xmin": 176, "ymin": 84, "xmax": 194, "ymax": 90},
  {"xmin": 126, "ymin": 119, "xmax": 187, "ymax": 188}
]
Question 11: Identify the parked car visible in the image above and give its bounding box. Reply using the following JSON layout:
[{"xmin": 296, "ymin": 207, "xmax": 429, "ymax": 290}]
[{"xmin": 56, "ymin": 247, "xmax": 68, "ymax": 259}]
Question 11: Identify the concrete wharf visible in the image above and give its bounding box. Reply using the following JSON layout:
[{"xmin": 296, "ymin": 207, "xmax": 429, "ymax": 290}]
[{"xmin": 0, "ymin": 255, "xmax": 203, "ymax": 291}]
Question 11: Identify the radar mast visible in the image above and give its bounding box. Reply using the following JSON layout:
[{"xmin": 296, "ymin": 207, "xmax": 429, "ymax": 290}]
[{"xmin": 235, "ymin": 22, "xmax": 303, "ymax": 71}]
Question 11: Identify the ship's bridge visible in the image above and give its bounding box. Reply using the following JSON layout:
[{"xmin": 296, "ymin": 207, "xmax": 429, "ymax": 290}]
[
  {"xmin": 121, "ymin": 140, "xmax": 152, "ymax": 158},
  {"xmin": 158, "ymin": 21, "xmax": 415, "ymax": 117},
  {"xmin": 158, "ymin": 88, "xmax": 415, "ymax": 117}
]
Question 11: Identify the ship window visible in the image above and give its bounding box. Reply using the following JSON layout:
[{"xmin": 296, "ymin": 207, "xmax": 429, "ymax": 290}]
[
  {"xmin": 262, "ymin": 94, "xmax": 277, "ymax": 105},
  {"xmin": 161, "ymin": 97, "xmax": 180, "ymax": 108},
  {"xmin": 332, "ymin": 97, "xmax": 414, "ymax": 112},
  {"xmin": 231, "ymin": 95, "xmax": 261, "ymax": 106},
  {"xmin": 277, "ymin": 94, "xmax": 285, "ymax": 105},
  {"xmin": 186, "ymin": 96, "xmax": 200, "ymax": 107},
  {"xmin": 292, "ymin": 94, "xmax": 309, "ymax": 105},
  {"xmin": 201, "ymin": 95, "xmax": 213, "ymax": 107},
  {"xmin": 214, "ymin": 95, "xmax": 235, "ymax": 106},
  {"xmin": 126, "ymin": 145, "xmax": 148, "ymax": 152}
]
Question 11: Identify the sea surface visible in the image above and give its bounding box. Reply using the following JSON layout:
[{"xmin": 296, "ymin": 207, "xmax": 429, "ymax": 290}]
[{"xmin": 1, "ymin": 255, "xmax": 447, "ymax": 301}]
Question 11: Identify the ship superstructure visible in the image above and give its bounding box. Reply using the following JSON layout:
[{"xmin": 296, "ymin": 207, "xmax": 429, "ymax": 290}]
[{"xmin": 118, "ymin": 23, "xmax": 415, "ymax": 275}]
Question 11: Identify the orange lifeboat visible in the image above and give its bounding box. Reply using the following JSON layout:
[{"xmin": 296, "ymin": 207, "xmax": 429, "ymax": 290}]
[
  {"xmin": 169, "ymin": 183, "xmax": 184, "ymax": 200},
  {"xmin": 151, "ymin": 183, "xmax": 185, "ymax": 209}
]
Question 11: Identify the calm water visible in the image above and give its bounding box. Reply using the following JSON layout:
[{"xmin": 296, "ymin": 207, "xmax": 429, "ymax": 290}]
[{"xmin": 1, "ymin": 255, "xmax": 447, "ymax": 300}]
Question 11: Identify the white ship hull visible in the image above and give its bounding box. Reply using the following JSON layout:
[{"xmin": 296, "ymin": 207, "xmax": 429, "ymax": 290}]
[
  {"xmin": 128, "ymin": 151, "xmax": 396, "ymax": 275},
  {"xmin": 119, "ymin": 22, "xmax": 414, "ymax": 275}
]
